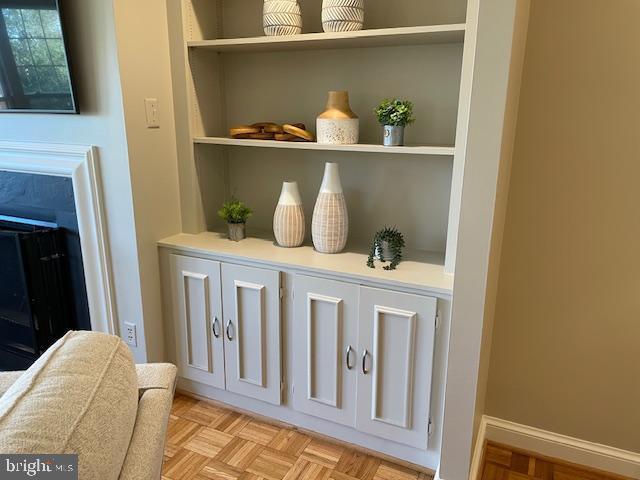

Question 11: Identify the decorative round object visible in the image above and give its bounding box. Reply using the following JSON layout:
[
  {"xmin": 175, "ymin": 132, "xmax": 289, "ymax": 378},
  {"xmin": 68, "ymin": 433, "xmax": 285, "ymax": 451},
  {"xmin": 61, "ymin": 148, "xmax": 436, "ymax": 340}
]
[
  {"xmin": 316, "ymin": 91, "xmax": 359, "ymax": 145},
  {"xmin": 263, "ymin": 0, "xmax": 302, "ymax": 36},
  {"xmin": 273, "ymin": 181, "xmax": 305, "ymax": 248},
  {"xmin": 322, "ymin": 0, "xmax": 364, "ymax": 33},
  {"xmin": 312, "ymin": 163, "xmax": 348, "ymax": 254},
  {"xmin": 283, "ymin": 124, "xmax": 315, "ymax": 141}
]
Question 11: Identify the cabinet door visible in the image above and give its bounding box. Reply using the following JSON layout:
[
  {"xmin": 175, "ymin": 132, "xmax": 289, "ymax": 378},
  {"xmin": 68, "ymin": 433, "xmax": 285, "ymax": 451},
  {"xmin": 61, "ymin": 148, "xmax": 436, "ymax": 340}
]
[
  {"xmin": 293, "ymin": 275, "xmax": 358, "ymax": 427},
  {"xmin": 221, "ymin": 263, "xmax": 281, "ymax": 405},
  {"xmin": 170, "ymin": 254, "xmax": 225, "ymax": 389},
  {"xmin": 356, "ymin": 287, "xmax": 437, "ymax": 449}
]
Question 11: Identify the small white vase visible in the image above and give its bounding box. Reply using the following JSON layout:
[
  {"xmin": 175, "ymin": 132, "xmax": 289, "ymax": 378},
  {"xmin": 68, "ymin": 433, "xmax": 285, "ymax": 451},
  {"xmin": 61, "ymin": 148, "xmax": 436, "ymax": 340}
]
[
  {"xmin": 312, "ymin": 163, "xmax": 348, "ymax": 254},
  {"xmin": 273, "ymin": 181, "xmax": 305, "ymax": 248},
  {"xmin": 322, "ymin": 0, "xmax": 364, "ymax": 33},
  {"xmin": 263, "ymin": 0, "xmax": 302, "ymax": 36}
]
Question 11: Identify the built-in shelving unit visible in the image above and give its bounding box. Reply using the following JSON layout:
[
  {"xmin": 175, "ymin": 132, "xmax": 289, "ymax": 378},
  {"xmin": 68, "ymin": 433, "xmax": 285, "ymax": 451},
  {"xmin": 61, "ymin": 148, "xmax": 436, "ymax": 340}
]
[
  {"xmin": 187, "ymin": 24, "xmax": 466, "ymax": 52},
  {"xmin": 164, "ymin": 0, "xmax": 525, "ymax": 474},
  {"xmin": 179, "ymin": 2, "xmax": 466, "ymax": 265},
  {"xmin": 193, "ymin": 136, "xmax": 455, "ymax": 156}
]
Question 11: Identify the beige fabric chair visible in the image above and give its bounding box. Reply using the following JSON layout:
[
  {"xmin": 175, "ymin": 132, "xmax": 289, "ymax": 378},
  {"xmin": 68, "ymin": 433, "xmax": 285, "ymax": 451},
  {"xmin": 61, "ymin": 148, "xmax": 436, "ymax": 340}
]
[{"xmin": 0, "ymin": 331, "xmax": 176, "ymax": 480}]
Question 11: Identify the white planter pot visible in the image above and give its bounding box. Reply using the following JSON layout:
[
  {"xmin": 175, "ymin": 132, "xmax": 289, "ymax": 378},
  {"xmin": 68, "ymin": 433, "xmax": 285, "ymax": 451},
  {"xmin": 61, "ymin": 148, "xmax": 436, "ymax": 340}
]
[
  {"xmin": 322, "ymin": 0, "xmax": 365, "ymax": 32},
  {"xmin": 227, "ymin": 223, "xmax": 246, "ymax": 242},
  {"xmin": 263, "ymin": 0, "xmax": 302, "ymax": 36}
]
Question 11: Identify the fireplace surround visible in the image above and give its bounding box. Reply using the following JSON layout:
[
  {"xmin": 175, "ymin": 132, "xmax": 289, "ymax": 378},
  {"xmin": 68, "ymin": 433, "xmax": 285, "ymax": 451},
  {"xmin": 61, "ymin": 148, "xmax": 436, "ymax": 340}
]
[{"xmin": 0, "ymin": 142, "xmax": 116, "ymax": 341}]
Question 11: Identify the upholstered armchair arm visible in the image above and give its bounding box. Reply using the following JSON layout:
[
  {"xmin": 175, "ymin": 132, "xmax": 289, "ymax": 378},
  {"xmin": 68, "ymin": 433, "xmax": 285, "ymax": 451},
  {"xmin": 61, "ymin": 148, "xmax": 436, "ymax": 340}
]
[
  {"xmin": 119, "ymin": 363, "xmax": 177, "ymax": 480},
  {"xmin": 0, "ymin": 371, "xmax": 23, "ymax": 397}
]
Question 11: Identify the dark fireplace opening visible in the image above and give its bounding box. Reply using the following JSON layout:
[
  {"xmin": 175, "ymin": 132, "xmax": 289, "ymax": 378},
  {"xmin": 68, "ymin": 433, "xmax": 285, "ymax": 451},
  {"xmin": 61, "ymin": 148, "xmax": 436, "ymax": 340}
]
[
  {"xmin": 0, "ymin": 171, "xmax": 90, "ymax": 371},
  {"xmin": 0, "ymin": 217, "xmax": 75, "ymax": 369}
]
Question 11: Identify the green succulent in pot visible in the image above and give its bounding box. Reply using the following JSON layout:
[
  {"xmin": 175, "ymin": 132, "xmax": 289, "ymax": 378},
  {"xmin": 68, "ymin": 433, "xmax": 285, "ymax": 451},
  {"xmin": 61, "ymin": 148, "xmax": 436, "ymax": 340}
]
[
  {"xmin": 367, "ymin": 226, "xmax": 406, "ymax": 271},
  {"xmin": 218, "ymin": 198, "xmax": 252, "ymax": 241},
  {"xmin": 374, "ymin": 99, "xmax": 415, "ymax": 146}
]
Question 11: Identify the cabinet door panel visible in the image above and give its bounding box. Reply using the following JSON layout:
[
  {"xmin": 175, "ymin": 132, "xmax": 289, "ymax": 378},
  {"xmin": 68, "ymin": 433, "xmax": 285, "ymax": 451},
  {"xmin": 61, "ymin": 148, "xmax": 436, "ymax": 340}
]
[
  {"xmin": 357, "ymin": 287, "xmax": 437, "ymax": 449},
  {"xmin": 293, "ymin": 275, "xmax": 358, "ymax": 427},
  {"xmin": 170, "ymin": 254, "xmax": 225, "ymax": 389},
  {"xmin": 222, "ymin": 263, "xmax": 281, "ymax": 405}
]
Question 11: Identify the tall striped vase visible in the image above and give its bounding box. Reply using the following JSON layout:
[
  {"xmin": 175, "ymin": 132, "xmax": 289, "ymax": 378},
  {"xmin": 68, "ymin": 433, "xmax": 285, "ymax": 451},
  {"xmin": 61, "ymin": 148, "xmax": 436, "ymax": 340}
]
[
  {"xmin": 321, "ymin": 0, "xmax": 364, "ymax": 33},
  {"xmin": 263, "ymin": 0, "xmax": 302, "ymax": 36},
  {"xmin": 274, "ymin": 182, "xmax": 305, "ymax": 248},
  {"xmin": 312, "ymin": 163, "xmax": 348, "ymax": 254}
]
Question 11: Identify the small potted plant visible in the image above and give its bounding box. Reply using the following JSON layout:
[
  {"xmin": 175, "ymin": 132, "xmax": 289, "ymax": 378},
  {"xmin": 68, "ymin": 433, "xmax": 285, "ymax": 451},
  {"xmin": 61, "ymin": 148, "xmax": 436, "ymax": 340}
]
[
  {"xmin": 374, "ymin": 99, "xmax": 415, "ymax": 146},
  {"xmin": 367, "ymin": 227, "xmax": 406, "ymax": 270},
  {"xmin": 218, "ymin": 198, "xmax": 253, "ymax": 241}
]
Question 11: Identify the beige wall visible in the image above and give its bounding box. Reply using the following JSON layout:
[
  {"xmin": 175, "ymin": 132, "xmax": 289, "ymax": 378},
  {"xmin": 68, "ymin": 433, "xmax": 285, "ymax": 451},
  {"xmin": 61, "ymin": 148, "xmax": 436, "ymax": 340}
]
[
  {"xmin": 486, "ymin": 0, "xmax": 640, "ymax": 452},
  {"xmin": 112, "ymin": 0, "xmax": 182, "ymax": 361}
]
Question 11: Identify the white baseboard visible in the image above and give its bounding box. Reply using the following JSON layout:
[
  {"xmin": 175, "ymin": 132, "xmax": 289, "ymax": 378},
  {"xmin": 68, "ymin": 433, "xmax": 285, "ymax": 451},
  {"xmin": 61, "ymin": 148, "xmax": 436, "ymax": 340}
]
[{"xmin": 470, "ymin": 416, "xmax": 640, "ymax": 480}]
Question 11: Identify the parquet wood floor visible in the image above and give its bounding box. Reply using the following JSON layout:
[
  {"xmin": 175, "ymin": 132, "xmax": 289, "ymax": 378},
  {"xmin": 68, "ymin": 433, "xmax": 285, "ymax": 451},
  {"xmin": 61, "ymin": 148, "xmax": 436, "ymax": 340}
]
[
  {"xmin": 163, "ymin": 393, "xmax": 434, "ymax": 480},
  {"xmin": 480, "ymin": 442, "xmax": 631, "ymax": 480}
]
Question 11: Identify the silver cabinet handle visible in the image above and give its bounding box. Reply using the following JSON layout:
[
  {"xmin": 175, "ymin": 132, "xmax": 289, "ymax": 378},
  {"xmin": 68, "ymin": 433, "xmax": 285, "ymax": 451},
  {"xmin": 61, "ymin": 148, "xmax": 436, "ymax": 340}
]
[
  {"xmin": 345, "ymin": 345, "xmax": 354, "ymax": 370},
  {"xmin": 212, "ymin": 317, "xmax": 220, "ymax": 338},
  {"xmin": 362, "ymin": 349, "xmax": 370, "ymax": 375},
  {"xmin": 226, "ymin": 319, "xmax": 233, "ymax": 341}
]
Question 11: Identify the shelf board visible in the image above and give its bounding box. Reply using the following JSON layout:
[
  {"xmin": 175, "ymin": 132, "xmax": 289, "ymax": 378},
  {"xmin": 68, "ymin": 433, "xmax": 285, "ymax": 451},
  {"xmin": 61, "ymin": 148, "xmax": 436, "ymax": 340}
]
[
  {"xmin": 188, "ymin": 24, "xmax": 466, "ymax": 53},
  {"xmin": 193, "ymin": 137, "xmax": 455, "ymax": 156},
  {"xmin": 159, "ymin": 232, "xmax": 453, "ymax": 297}
]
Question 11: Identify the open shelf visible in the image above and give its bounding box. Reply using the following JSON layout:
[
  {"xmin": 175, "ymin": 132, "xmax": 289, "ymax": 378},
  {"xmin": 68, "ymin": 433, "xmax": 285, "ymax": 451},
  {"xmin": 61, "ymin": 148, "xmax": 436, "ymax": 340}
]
[
  {"xmin": 193, "ymin": 137, "xmax": 455, "ymax": 156},
  {"xmin": 159, "ymin": 232, "xmax": 453, "ymax": 297},
  {"xmin": 188, "ymin": 24, "xmax": 466, "ymax": 53}
]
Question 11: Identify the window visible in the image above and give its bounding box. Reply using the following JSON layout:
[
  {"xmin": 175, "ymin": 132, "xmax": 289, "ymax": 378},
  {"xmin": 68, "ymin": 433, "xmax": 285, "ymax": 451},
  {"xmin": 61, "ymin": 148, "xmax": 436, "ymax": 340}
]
[{"xmin": 2, "ymin": 7, "xmax": 71, "ymax": 96}]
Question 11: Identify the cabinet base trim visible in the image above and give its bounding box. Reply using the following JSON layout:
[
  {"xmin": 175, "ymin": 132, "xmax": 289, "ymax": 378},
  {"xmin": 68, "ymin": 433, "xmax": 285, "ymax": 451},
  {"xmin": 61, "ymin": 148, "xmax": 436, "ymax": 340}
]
[{"xmin": 176, "ymin": 379, "xmax": 439, "ymax": 473}]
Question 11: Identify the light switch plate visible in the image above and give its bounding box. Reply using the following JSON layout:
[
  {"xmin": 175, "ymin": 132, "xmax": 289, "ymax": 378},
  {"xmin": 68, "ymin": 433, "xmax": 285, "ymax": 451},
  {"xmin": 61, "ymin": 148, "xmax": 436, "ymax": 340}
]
[{"xmin": 144, "ymin": 98, "xmax": 159, "ymax": 128}]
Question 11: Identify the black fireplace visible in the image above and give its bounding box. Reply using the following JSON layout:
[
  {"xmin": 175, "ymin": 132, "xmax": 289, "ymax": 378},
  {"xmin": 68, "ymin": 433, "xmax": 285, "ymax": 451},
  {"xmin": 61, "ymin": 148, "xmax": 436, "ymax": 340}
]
[
  {"xmin": 0, "ymin": 171, "xmax": 90, "ymax": 370},
  {"xmin": 0, "ymin": 218, "xmax": 73, "ymax": 369}
]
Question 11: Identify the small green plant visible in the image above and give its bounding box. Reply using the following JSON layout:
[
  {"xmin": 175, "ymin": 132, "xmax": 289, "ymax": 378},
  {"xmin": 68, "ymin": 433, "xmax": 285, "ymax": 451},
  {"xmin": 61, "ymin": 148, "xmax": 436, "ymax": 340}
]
[
  {"xmin": 218, "ymin": 198, "xmax": 253, "ymax": 224},
  {"xmin": 374, "ymin": 99, "xmax": 415, "ymax": 127},
  {"xmin": 367, "ymin": 226, "xmax": 406, "ymax": 271}
]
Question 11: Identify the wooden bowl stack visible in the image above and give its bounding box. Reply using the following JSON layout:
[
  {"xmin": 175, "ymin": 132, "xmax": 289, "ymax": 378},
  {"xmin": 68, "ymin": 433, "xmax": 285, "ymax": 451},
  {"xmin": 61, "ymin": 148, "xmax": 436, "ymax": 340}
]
[{"xmin": 230, "ymin": 123, "xmax": 315, "ymax": 142}]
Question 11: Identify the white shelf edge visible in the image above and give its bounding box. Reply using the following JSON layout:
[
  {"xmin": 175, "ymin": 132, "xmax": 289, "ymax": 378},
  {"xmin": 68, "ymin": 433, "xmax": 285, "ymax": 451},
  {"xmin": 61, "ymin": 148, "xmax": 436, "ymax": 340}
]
[
  {"xmin": 158, "ymin": 232, "xmax": 454, "ymax": 298},
  {"xmin": 188, "ymin": 24, "xmax": 466, "ymax": 52},
  {"xmin": 193, "ymin": 137, "xmax": 455, "ymax": 156}
]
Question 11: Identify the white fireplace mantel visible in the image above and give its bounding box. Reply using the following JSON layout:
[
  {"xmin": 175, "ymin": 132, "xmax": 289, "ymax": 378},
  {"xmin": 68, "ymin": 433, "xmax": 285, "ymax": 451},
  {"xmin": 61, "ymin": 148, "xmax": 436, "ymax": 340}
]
[{"xmin": 0, "ymin": 141, "xmax": 117, "ymax": 335}]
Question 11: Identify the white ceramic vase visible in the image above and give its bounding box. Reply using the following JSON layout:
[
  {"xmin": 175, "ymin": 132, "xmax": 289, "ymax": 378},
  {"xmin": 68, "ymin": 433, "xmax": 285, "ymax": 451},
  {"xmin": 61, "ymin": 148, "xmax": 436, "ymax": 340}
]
[
  {"xmin": 263, "ymin": 0, "xmax": 302, "ymax": 36},
  {"xmin": 312, "ymin": 163, "xmax": 348, "ymax": 254},
  {"xmin": 322, "ymin": 0, "xmax": 364, "ymax": 33},
  {"xmin": 273, "ymin": 181, "xmax": 305, "ymax": 248}
]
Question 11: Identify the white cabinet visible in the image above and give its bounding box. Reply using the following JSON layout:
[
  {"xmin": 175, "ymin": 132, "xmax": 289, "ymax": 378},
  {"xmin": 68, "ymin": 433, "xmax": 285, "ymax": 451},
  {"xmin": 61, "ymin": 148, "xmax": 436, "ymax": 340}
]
[
  {"xmin": 293, "ymin": 275, "xmax": 359, "ymax": 427},
  {"xmin": 356, "ymin": 287, "xmax": 437, "ymax": 449},
  {"xmin": 221, "ymin": 263, "xmax": 282, "ymax": 405},
  {"xmin": 169, "ymin": 254, "xmax": 225, "ymax": 389},
  {"xmin": 168, "ymin": 252, "xmax": 438, "ymax": 451}
]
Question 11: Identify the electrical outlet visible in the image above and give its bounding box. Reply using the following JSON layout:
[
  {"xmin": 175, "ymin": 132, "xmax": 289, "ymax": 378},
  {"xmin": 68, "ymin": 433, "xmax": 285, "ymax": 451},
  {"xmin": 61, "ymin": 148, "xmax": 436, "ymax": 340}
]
[{"xmin": 124, "ymin": 322, "xmax": 137, "ymax": 347}]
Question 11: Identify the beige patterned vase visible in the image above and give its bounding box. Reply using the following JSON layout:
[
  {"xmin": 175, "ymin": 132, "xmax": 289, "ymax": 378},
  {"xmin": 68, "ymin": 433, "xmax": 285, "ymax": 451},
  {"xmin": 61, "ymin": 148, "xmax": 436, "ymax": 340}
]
[
  {"xmin": 322, "ymin": 0, "xmax": 364, "ymax": 33},
  {"xmin": 263, "ymin": 0, "xmax": 302, "ymax": 36},
  {"xmin": 273, "ymin": 181, "xmax": 305, "ymax": 248},
  {"xmin": 312, "ymin": 163, "xmax": 348, "ymax": 254}
]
